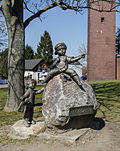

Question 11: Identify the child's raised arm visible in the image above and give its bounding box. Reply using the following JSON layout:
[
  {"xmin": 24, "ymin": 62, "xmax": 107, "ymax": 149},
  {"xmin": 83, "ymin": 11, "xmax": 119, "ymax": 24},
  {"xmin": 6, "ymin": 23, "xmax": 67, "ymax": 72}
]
[{"xmin": 68, "ymin": 54, "xmax": 85, "ymax": 63}]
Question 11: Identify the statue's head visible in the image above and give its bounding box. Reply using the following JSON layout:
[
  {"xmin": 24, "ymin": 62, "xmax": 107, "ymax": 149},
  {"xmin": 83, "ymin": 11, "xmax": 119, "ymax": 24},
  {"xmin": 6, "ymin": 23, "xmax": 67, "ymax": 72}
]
[
  {"xmin": 55, "ymin": 43, "xmax": 67, "ymax": 55},
  {"xmin": 26, "ymin": 79, "xmax": 36, "ymax": 89},
  {"xmin": 29, "ymin": 79, "xmax": 36, "ymax": 89}
]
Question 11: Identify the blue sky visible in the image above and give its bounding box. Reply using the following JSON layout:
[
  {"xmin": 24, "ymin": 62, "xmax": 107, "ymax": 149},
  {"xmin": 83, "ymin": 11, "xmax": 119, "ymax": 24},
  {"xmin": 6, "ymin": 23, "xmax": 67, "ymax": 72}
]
[{"xmin": 25, "ymin": 7, "xmax": 120, "ymax": 57}]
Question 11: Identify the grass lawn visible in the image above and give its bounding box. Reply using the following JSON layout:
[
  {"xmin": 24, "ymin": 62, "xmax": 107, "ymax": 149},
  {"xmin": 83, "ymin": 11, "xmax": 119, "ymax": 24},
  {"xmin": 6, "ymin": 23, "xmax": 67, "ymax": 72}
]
[
  {"xmin": 0, "ymin": 85, "xmax": 44, "ymax": 127},
  {"xmin": 0, "ymin": 80, "xmax": 120, "ymax": 127},
  {"xmin": 90, "ymin": 80, "xmax": 120, "ymax": 121}
]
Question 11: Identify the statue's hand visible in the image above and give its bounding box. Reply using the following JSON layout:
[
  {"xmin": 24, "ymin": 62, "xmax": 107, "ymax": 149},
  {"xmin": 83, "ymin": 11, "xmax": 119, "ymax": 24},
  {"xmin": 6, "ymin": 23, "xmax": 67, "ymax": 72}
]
[
  {"xmin": 18, "ymin": 101, "xmax": 24, "ymax": 112},
  {"xmin": 81, "ymin": 54, "xmax": 85, "ymax": 58},
  {"xmin": 20, "ymin": 96, "xmax": 24, "ymax": 101}
]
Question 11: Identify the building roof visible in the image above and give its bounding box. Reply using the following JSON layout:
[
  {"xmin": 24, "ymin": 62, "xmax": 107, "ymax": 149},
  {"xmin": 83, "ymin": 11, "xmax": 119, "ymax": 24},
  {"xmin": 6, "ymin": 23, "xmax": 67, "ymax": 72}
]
[{"xmin": 25, "ymin": 59, "xmax": 43, "ymax": 70}]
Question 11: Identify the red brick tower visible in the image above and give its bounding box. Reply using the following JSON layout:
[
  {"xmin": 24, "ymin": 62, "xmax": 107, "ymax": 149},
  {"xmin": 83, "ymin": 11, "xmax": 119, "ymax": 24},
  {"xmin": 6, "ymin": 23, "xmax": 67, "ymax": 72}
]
[{"xmin": 87, "ymin": 1, "xmax": 116, "ymax": 81}]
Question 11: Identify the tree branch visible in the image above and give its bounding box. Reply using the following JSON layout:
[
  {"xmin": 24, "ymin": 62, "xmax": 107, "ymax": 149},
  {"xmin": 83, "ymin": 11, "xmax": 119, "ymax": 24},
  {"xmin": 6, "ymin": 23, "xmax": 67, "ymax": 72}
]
[
  {"xmin": 23, "ymin": 0, "xmax": 35, "ymax": 14},
  {"xmin": 51, "ymin": 0, "xmax": 63, "ymax": 8},
  {"xmin": 0, "ymin": 6, "xmax": 2, "ymax": 12},
  {"xmin": 21, "ymin": 0, "xmax": 120, "ymax": 29},
  {"xmin": 60, "ymin": 0, "xmax": 118, "ymax": 13},
  {"xmin": 24, "ymin": 2, "xmax": 57, "ymax": 29}
]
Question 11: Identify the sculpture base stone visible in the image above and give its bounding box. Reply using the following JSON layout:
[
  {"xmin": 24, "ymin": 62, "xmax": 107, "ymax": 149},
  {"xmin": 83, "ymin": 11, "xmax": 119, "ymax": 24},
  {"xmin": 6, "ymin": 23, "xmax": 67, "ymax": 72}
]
[
  {"xmin": 42, "ymin": 75, "xmax": 97, "ymax": 129},
  {"xmin": 38, "ymin": 128, "xmax": 90, "ymax": 144},
  {"xmin": 8, "ymin": 120, "xmax": 46, "ymax": 139}
]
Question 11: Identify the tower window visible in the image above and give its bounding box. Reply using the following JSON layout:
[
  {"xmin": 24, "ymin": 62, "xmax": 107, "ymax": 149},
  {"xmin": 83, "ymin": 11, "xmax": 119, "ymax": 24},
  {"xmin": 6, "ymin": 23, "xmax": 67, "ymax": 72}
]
[{"xmin": 101, "ymin": 17, "xmax": 104, "ymax": 23}]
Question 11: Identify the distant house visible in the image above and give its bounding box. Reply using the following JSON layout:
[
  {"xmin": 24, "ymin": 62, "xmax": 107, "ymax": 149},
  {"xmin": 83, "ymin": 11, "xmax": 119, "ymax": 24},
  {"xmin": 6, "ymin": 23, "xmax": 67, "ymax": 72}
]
[{"xmin": 25, "ymin": 59, "xmax": 49, "ymax": 85}]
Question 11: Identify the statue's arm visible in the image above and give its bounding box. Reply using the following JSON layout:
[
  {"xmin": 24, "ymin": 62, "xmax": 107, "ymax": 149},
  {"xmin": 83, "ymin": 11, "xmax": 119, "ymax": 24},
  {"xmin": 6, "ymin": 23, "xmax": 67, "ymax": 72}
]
[
  {"xmin": 68, "ymin": 54, "xmax": 85, "ymax": 63},
  {"xmin": 52, "ymin": 57, "xmax": 59, "ymax": 66},
  {"xmin": 20, "ymin": 89, "xmax": 30, "ymax": 101},
  {"xmin": 35, "ymin": 87, "xmax": 44, "ymax": 94},
  {"xmin": 18, "ymin": 91, "xmax": 30, "ymax": 112}
]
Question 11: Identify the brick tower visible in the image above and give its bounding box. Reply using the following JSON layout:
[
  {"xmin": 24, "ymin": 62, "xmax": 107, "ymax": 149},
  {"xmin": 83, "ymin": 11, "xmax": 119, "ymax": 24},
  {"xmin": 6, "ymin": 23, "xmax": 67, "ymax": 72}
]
[{"xmin": 87, "ymin": 1, "xmax": 116, "ymax": 81}]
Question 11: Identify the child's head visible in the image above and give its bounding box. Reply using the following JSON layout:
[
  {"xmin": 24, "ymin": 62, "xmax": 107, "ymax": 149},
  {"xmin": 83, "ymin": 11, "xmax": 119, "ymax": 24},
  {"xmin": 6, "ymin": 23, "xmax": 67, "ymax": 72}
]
[
  {"xmin": 29, "ymin": 79, "xmax": 36, "ymax": 89},
  {"xmin": 55, "ymin": 43, "xmax": 67, "ymax": 55}
]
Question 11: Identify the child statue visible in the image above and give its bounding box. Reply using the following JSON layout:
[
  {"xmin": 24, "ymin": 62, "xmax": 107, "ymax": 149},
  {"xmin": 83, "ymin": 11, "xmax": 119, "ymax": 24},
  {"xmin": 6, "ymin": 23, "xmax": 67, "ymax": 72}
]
[
  {"xmin": 18, "ymin": 79, "xmax": 44, "ymax": 127},
  {"xmin": 43, "ymin": 42, "xmax": 85, "ymax": 86}
]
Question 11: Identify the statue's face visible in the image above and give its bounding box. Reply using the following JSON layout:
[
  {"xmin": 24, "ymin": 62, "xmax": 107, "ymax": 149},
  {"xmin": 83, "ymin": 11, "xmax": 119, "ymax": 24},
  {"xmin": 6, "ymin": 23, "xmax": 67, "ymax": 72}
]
[
  {"xmin": 29, "ymin": 81, "xmax": 36, "ymax": 89},
  {"xmin": 57, "ymin": 48, "xmax": 66, "ymax": 55},
  {"xmin": 32, "ymin": 85, "xmax": 35, "ymax": 89}
]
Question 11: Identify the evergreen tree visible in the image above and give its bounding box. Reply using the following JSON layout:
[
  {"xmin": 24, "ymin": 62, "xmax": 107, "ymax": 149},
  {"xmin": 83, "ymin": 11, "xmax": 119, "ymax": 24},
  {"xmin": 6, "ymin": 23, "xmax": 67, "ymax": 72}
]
[
  {"xmin": 35, "ymin": 31, "xmax": 53, "ymax": 67},
  {"xmin": 116, "ymin": 28, "xmax": 120, "ymax": 55},
  {"xmin": 25, "ymin": 44, "xmax": 34, "ymax": 59}
]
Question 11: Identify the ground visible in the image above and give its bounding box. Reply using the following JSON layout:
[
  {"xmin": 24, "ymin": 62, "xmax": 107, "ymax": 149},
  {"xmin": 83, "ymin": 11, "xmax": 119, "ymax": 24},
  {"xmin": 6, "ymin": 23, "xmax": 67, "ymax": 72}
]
[
  {"xmin": 0, "ymin": 121, "xmax": 120, "ymax": 151},
  {"xmin": 0, "ymin": 80, "xmax": 120, "ymax": 151}
]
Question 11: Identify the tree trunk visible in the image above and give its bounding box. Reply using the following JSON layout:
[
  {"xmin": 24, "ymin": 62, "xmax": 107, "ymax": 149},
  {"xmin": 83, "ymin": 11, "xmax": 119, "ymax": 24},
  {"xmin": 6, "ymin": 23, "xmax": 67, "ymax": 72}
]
[
  {"xmin": 4, "ymin": 23, "xmax": 25, "ymax": 111},
  {"xmin": 2, "ymin": 0, "xmax": 25, "ymax": 111}
]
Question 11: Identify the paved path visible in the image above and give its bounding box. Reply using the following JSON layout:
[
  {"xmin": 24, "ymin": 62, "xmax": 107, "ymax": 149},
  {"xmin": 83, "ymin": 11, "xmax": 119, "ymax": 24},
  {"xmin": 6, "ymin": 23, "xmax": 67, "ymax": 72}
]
[{"xmin": 0, "ymin": 84, "xmax": 8, "ymax": 88}]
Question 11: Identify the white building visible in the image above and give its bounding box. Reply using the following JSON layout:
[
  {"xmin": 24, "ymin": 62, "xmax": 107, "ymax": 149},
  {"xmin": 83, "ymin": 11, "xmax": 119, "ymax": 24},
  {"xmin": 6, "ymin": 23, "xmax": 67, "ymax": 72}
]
[{"xmin": 25, "ymin": 59, "xmax": 48, "ymax": 85}]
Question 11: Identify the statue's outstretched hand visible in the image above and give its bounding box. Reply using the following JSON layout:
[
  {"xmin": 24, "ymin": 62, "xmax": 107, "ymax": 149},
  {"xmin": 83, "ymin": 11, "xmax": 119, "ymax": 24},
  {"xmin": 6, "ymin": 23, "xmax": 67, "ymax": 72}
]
[
  {"xmin": 20, "ymin": 96, "xmax": 24, "ymax": 101},
  {"xmin": 35, "ymin": 87, "xmax": 44, "ymax": 94},
  {"xmin": 81, "ymin": 54, "xmax": 85, "ymax": 58}
]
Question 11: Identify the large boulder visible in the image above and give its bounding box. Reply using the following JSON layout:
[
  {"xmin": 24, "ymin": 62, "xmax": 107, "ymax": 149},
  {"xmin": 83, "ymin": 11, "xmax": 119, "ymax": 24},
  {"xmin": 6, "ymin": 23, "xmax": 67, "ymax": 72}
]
[{"xmin": 42, "ymin": 75, "xmax": 97, "ymax": 129}]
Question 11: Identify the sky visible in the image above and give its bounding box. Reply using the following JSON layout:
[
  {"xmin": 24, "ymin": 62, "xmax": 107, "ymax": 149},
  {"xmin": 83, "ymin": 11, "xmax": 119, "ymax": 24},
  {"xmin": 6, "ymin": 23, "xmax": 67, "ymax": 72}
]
[
  {"xmin": 25, "ymin": 7, "xmax": 120, "ymax": 57},
  {"xmin": 25, "ymin": 7, "xmax": 88, "ymax": 57}
]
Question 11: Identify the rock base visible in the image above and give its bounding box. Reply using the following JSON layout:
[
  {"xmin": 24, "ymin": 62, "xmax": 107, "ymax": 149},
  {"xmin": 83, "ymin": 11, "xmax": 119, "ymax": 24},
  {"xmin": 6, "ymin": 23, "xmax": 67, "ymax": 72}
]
[
  {"xmin": 42, "ymin": 75, "xmax": 97, "ymax": 128},
  {"xmin": 38, "ymin": 128, "xmax": 90, "ymax": 144},
  {"xmin": 8, "ymin": 120, "xmax": 46, "ymax": 139},
  {"xmin": 9, "ymin": 120, "xmax": 90, "ymax": 144}
]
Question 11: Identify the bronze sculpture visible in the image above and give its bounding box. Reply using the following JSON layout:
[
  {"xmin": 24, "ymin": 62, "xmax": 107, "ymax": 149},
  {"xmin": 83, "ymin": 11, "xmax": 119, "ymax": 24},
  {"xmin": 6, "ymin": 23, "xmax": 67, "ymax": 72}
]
[
  {"xmin": 43, "ymin": 42, "xmax": 85, "ymax": 86},
  {"xmin": 18, "ymin": 43, "xmax": 85, "ymax": 127},
  {"xmin": 41, "ymin": 43, "xmax": 98, "ymax": 129},
  {"xmin": 18, "ymin": 79, "xmax": 43, "ymax": 127}
]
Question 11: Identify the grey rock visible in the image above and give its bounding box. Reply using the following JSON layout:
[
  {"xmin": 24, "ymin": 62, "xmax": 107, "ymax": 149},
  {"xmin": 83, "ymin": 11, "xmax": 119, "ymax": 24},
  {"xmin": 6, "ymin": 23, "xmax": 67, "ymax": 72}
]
[
  {"xmin": 8, "ymin": 120, "xmax": 46, "ymax": 139},
  {"xmin": 42, "ymin": 75, "xmax": 97, "ymax": 129},
  {"xmin": 38, "ymin": 128, "xmax": 90, "ymax": 144}
]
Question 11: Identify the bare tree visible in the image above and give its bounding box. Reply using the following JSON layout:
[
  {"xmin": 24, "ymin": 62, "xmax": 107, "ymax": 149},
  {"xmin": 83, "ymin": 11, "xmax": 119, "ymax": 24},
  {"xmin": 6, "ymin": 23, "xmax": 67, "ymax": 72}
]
[
  {"xmin": 78, "ymin": 44, "xmax": 87, "ymax": 67},
  {"xmin": 71, "ymin": 44, "xmax": 87, "ymax": 76},
  {"xmin": 0, "ymin": 0, "xmax": 118, "ymax": 111}
]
